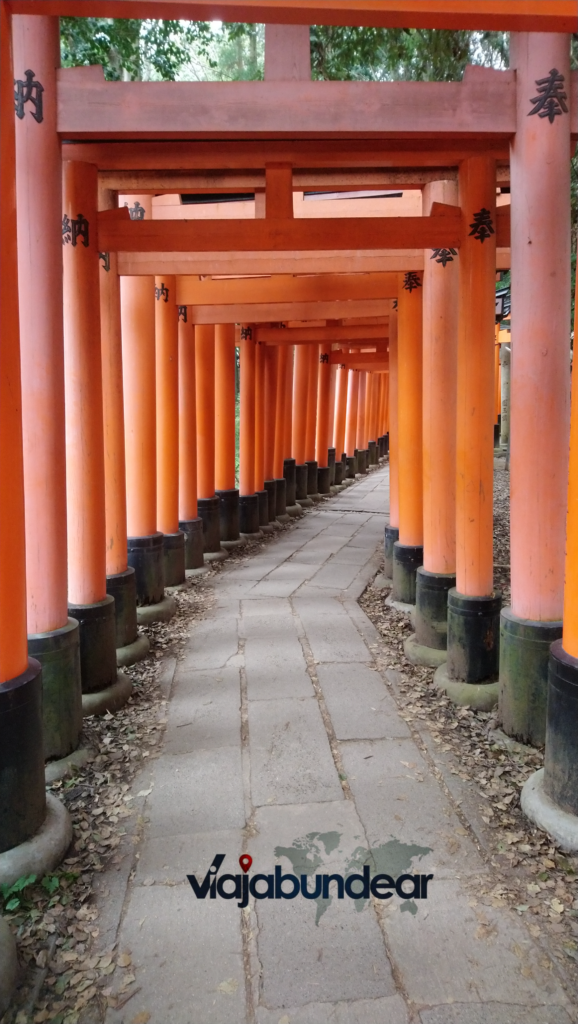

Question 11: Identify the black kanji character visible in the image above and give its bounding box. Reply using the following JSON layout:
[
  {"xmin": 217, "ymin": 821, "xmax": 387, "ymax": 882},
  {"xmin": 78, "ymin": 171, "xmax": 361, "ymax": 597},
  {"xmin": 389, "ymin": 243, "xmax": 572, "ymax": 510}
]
[
  {"xmin": 125, "ymin": 201, "xmax": 146, "ymax": 221},
  {"xmin": 240, "ymin": 326, "xmax": 253, "ymax": 340},
  {"xmin": 178, "ymin": 306, "xmax": 187, "ymax": 322},
  {"xmin": 71, "ymin": 214, "xmax": 89, "ymax": 247},
  {"xmin": 99, "ymin": 252, "xmax": 110, "ymax": 272},
  {"xmin": 14, "ymin": 70, "xmax": 44, "ymax": 122},
  {"xmin": 403, "ymin": 272, "xmax": 422, "ymax": 292},
  {"xmin": 319, "ymin": 352, "xmax": 329, "ymax": 363},
  {"xmin": 469, "ymin": 208, "xmax": 494, "ymax": 243},
  {"xmin": 430, "ymin": 248, "xmax": 457, "ymax": 267},
  {"xmin": 529, "ymin": 68, "xmax": 568, "ymax": 124},
  {"xmin": 62, "ymin": 214, "xmax": 72, "ymax": 245},
  {"xmin": 155, "ymin": 282, "xmax": 169, "ymax": 302}
]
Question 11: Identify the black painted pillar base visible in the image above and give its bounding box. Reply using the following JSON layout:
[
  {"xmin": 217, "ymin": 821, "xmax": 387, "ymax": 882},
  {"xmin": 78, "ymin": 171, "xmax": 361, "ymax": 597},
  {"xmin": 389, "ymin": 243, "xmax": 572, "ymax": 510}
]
[
  {"xmin": 368, "ymin": 440, "xmax": 378, "ymax": 466},
  {"xmin": 295, "ymin": 464, "xmax": 313, "ymax": 507},
  {"xmin": 305, "ymin": 460, "xmax": 319, "ymax": 497},
  {"xmin": 127, "ymin": 532, "xmax": 164, "ymax": 605},
  {"xmin": 346, "ymin": 456, "xmax": 356, "ymax": 479},
  {"xmin": 378, "ymin": 436, "xmax": 385, "ymax": 458},
  {"xmin": 106, "ymin": 566, "xmax": 138, "ymax": 648},
  {"xmin": 179, "ymin": 517, "xmax": 205, "ymax": 570},
  {"xmin": 357, "ymin": 449, "xmax": 368, "ymax": 475},
  {"xmin": 275, "ymin": 478, "xmax": 290, "ymax": 523},
  {"xmin": 163, "ymin": 531, "xmax": 186, "ymax": 585},
  {"xmin": 68, "ymin": 595, "xmax": 118, "ymax": 695},
  {"xmin": 216, "ymin": 488, "xmax": 240, "ymax": 543},
  {"xmin": 446, "ymin": 588, "xmax": 502, "ymax": 683},
  {"xmin": 28, "ymin": 619, "xmax": 82, "ymax": 761},
  {"xmin": 240, "ymin": 493, "xmax": 260, "ymax": 536},
  {"xmin": 334, "ymin": 461, "xmax": 344, "ymax": 486},
  {"xmin": 414, "ymin": 567, "xmax": 456, "ymax": 651},
  {"xmin": 198, "ymin": 496, "xmax": 221, "ymax": 553},
  {"xmin": 264, "ymin": 480, "xmax": 278, "ymax": 523},
  {"xmin": 544, "ymin": 640, "xmax": 578, "ymax": 814},
  {"xmin": 0, "ymin": 658, "xmax": 46, "ymax": 853},
  {"xmin": 318, "ymin": 466, "xmax": 331, "ymax": 495},
  {"xmin": 499, "ymin": 609, "xmax": 562, "ymax": 747},
  {"xmin": 392, "ymin": 542, "xmax": 423, "ymax": 605},
  {"xmin": 383, "ymin": 525, "xmax": 399, "ymax": 579},
  {"xmin": 283, "ymin": 458, "xmax": 296, "ymax": 506},
  {"xmin": 328, "ymin": 448, "xmax": 336, "ymax": 486},
  {"xmin": 257, "ymin": 489, "xmax": 273, "ymax": 532}
]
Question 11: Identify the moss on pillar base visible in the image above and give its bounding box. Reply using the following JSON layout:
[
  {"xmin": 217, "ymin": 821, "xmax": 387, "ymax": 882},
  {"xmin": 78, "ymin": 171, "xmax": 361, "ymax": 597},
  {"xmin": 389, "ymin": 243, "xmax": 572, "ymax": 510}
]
[
  {"xmin": 28, "ymin": 618, "xmax": 82, "ymax": 761},
  {"xmin": 414, "ymin": 567, "xmax": 456, "ymax": 651},
  {"xmin": 383, "ymin": 525, "xmax": 399, "ymax": 578},
  {"xmin": 106, "ymin": 566, "xmax": 138, "ymax": 648},
  {"xmin": 446, "ymin": 588, "xmax": 501, "ymax": 684},
  {"xmin": 127, "ymin": 532, "xmax": 164, "ymax": 605},
  {"xmin": 0, "ymin": 658, "xmax": 46, "ymax": 854},
  {"xmin": 392, "ymin": 542, "xmax": 423, "ymax": 605},
  {"xmin": 498, "ymin": 609, "xmax": 562, "ymax": 747},
  {"xmin": 163, "ymin": 531, "xmax": 186, "ymax": 586},
  {"xmin": 179, "ymin": 517, "xmax": 204, "ymax": 570}
]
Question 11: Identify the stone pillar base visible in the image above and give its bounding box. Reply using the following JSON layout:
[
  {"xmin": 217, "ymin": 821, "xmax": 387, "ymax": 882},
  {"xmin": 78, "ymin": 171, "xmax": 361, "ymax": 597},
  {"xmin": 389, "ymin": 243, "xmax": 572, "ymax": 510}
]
[
  {"xmin": 264, "ymin": 480, "xmax": 277, "ymax": 523},
  {"xmin": 257, "ymin": 489, "xmax": 274, "ymax": 531},
  {"xmin": 216, "ymin": 488, "xmax": 240, "ymax": 542},
  {"xmin": 415, "ymin": 567, "xmax": 456, "ymax": 651},
  {"xmin": 0, "ymin": 792, "xmax": 72, "ymax": 889},
  {"xmin": 357, "ymin": 449, "xmax": 368, "ymax": 475},
  {"xmin": 240, "ymin": 493, "xmax": 260, "ymax": 535},
  {"xmin": 384, "ymin": 525, "xmax": 399, "ymax": 578},
  {"xmin": 127, "ymin": 532, "xmax": 164, "ymax": 605},
  {"xmin": 0, "ymin": 917, "xmax": 17, "ymax": 1017},
  {"xmin": 163, "ymin": 531, "xmax": 186, "ymax": 586},
  {"xmin": 0, "ymin": 658, "xmax": 46, "ymax": 853},
  {"xmin": 286, "ymin": 504, "xmax": 303, "ymax": 517},
  {"xmin": 283, "ymin": 458, "xmax": 297, "ymax": 506},
  {"xmin": 116, "ymin": 632, "xmax": 150, "ymax": 668},
  {"xmin": 305, "ymin": 460, "xmax": 318, "ymax": 496},
  {"xmin": 179, "ymin": 517, "xmax": 205, "ymax": 570},
  {"xmin": 28, "ymin": 618, "xmax": 82, "ymax": 761},
  {"xmin": 368, "ymin": 440, "xmax": 378, "ymax": 466},
  {"xmin": 68, "ymin": 595, "xmax": 117, "ymax": 695},
  {"xmin": 499, "ymin": 610, "xmax": 562, "ymax": 747},
  {"xmin": 346, "ymin": 456, "xmax": 356, "ymax": 479},
  {"xmin": 136, "ymin": 594, "xmax": 177, "ymax": 624},
  {"xmin": 433, "ymin": 662, "xmax": 498, "ymax": 710},
  {"xmin": 392, "ymin": 542, "xmax": 423, "ymax": 605},
  {"xmin": 81, "ymin": 669, "xmax": 133, "ymax": 716},
  {"xmin": 328, "ymin": 447, "xmax": 336, "ymax": 485},
  {"xmin": 318, "ymin": 466, "xmax": 331, "ymax": 495},
  {"xmin": 447, "ymin": 588, "xmax": 501, "ymax": 684},
  {"xmin": 198, "ymin": 495, "xmax": 221, "ymax": 553},
  {"xmin": 404, "ymin": 634, "xmax": 448, "ymax": 668},
  {"xmin": 542, "ymin": 640, "xmax": 578, "ymax": 818},
  {"xmin": 334, "ymin": 461, "xmax": 344, "ymax": 486},
  {"xmin": 106, "ymin": 566, "xmax": 138, "ymax": 648},
  {"xmin": 522, "ymin": 768, "xmax": 578, "ymax": 852},
  {"xmin": 275, "ymin": 477, "xmax": 290, "ymax": 522}
]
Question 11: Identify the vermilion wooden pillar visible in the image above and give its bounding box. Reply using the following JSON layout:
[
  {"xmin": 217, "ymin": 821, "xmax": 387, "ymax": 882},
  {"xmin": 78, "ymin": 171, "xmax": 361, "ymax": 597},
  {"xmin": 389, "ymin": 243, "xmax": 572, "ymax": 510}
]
[
  {"xmin": 412, "ymin": 180, "xmax": 459, "ymax": 660},
  {"xmin": 333, "ymin": 360, "xmax": 348, "ymax": 464},
  {"xmin": 239, "ymin": 324, "xmax": 261, "ymax": 536},
  {"xmin": 282, "ymin": 344, "xmax": 301, "ymax": 515},
  {"xmin": 0, "ymin": 5, "xmax": 47, "ymax": 854},
  {"xmin": 356, "ymin": 372, "xmax": 369, "ymax": 474},
  {"xmin": 196, "ymin": 323, "xmax": 225, "ymax": 558},
  {"xmin": 344, "ymin": 367, "xmax": 360, "ymax": 480},
  {"xmin": 215, "ymin": 323, "xmax": 242, "ymax": 545},
  {"xmin": 441, "ymin": 155, "xmax": 500, "ymax": 694},
  {"xmin": 155, "ymin": 275, "xmax": 185, "ymax": 583},
  {"xmin": 120, "ymin": 195, "xmax": 166, "ymax": 609},
  {"xmin": 14, "ymin": 14, "xmax": 81, "ymax": 759},
  {"xmin": 178, "ymin": 306, "xmax": 204, "ymax": 569},
  {"xmin": 291, "ymin": 343, "xmax": 309, "ymax": 504},
  {"xmin": 273, "ymin": 344, "xmax": 290, "ymax": 520},
  {"xmin": 63, "ymin": 161, "xmax": 121, "ymax": 704},
  {"xmin": 501, "ymin": 33, "xmax": 571, "ymax": 749},
  {"xmin": 316, "ymin": 343, "xmax": 332, "ymax": 494},
  {"xmin": 392, "ymin": 273, "xmax": 423, "ymax": 604},
  {"xmin": 263, "ymin": 344, "xmax": 279, "ymax": 523},
  {"xmin": 304, "ymin": 343, "xmax": 320, "ymax": 498},
  {"xmin": 254, "ymin": 339, "xmax": 271, "ymax": 530},
  {"xmin": 385, "ymin": 308, "xmax": 400, "ymax": 576}
]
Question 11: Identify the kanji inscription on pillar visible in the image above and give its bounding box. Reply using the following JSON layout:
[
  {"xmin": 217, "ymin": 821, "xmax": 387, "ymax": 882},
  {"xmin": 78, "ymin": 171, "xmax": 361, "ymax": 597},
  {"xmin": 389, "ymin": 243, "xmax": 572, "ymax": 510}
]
[
  {"xmin": 529, "ymin": 68, "xmax": 568, "ymax": 123},
  {"xmin": 99, "ymin": 252, "xmax": 110, "ymax": 272},
  {"xmin": 319, "ymin": 353, "xmax": 329, "ymax": 363},
  {"xmin": 14, "ymin": 69, "xmax": 44, "ymax": 122},
  {"xmin": 124, "ymin": 201, "xmax": 146, "ymax": 220},
  {"xmin": 431, "ymin": 248, "xmax": 457, "ymax": 267},
  {"xmin": 469, "ymin": 209, "xmax": 494, "ymax": 243},
  {"xmin": 62, "ymin": 214, "xmax": 89, "ymax": 247},
  {"xmin": 240, "ymin": 326, "xmax": 253, "ymax": 340},
  {"xmin": 178, "ymin": 306, "xmax": 187, "ymax": 322},
  {"xmin": 402, "ymin": 272, "xmax": 422, "ymax": 292},
  {"xmin": 155, "ymin": 283, "xmax": 169, "ymax": 302}
]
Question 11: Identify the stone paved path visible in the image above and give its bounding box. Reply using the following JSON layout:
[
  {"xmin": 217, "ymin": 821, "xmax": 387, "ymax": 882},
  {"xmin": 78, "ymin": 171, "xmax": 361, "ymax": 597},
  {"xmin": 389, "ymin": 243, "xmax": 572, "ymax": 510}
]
[{"xmin": 104, "ymin": 468, "xmax": 573, "ymax": 1024}]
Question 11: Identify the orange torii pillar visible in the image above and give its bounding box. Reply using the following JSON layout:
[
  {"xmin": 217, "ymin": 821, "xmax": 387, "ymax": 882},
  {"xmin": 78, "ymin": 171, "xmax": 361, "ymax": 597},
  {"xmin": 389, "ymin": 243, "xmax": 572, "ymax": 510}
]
[
  {"xmin": 121, "ymin": 195, "xmax": 171, "ymax": 618},
  {"xmin": 238, "ymin": 324, "xmax": 261, "ymax": 538},
  {"xmin": 392, "ymin": 273, "xmax": 423, "ymax": 603},
  {"xmin": 378, "ymin": 372, "xmax": 390, "ymax": 458},
  {"xmin": 155, "ymin": 276, "xmax": 185, "ymax": 583},
  {"xmin": 292, "ymin": 343, "xmax": 312, "ymax": 508},
  {"xmin": 283, "ymin": 345, "xmax": 302, "ymax": 516},
  {"xmin": 263, "ymin": 344, "xmax": 279, "ymax": 524},
  {"xmin": 63, "ymin": 162, "xmax": 129, "ymax": 710},
  {"xmin": 327, "ymin": 355, "xmax": 338, "ymax": 486},
  {"xmin": 344, "ymin": 366, "xmax": 360, "ymax": 480},
  {"xmin": 333, "ymin": 359, "xmax": 348, "ymax": 487},
  {"xmin": 13, "ymin": 14, "xmax": 81, "ymax": 762},
  {"xmin": 410, "ymin": 180, "xmax": 459, "ymax": 663},
  {"xmin": 316, "ymin": 343, "xmax": 332, "ymax": 495},
  {"xmin": 366, "ymin": 373, "xmax": 378, "ymax": 466},
  {"xmin": 255, "ymin": 338, "xmax": 272, "ymax": 532},
  {"xmin": 356, "ymin": 371, "xmax": 369, "ymax": 475},
  {"xmin": 196, "ymin": 324, "xmax": 227, "ymax": 560},
  {"xmin": 305, "ymin": 343, "xmax": 321, "ymax": 499},
  {"xmin": 501, "ymin": 32, "xmax": 571, "ymax": 748},
  {"xmin": 178, "ymin": 306, "xmax": 205, "ymax": 570},
  {"xmin": 100, "ymin": 194, "xmax": 149, "ymax": 667},
  {"xmin": 0, "ymin": 6, "xmax": 56, "ymax": 861},
  {"xmin": 273, "ymin": 344, "xmax": 291, "ymax": 521},
  {"xmin": 384, "ymin": 309, "xmax": 399, "ymax": 576},
  {"xmin": 215, "ymin": 323, "xmax": 243, "ymax": 546},
  {"xmin": 436, "ymin": 156, "xmax": 501, "ymax": 700}
]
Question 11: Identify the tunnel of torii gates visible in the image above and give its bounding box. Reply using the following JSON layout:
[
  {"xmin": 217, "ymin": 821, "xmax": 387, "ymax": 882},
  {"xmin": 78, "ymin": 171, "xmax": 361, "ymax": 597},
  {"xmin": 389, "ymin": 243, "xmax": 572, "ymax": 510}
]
[{"xmin": 1, "ymin": 0, "xmax": 578, "ymax": 879}]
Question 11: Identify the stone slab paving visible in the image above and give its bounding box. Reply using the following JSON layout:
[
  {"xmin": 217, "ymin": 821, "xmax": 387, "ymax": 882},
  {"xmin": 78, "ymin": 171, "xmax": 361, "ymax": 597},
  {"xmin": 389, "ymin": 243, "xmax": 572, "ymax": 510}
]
[{"xmin": 103, "ymin": 467, "xmax": 574, "ymax": 1024}]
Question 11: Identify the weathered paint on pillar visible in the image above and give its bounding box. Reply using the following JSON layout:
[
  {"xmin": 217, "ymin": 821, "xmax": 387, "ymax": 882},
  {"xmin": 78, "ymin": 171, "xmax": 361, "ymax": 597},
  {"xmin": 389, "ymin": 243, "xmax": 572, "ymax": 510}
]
[
  {"xmin": 316, "ymin": 343, "xmax": 332, "ymax": 467},
  {"xmin": 292, "ymin": 343, "xmax": 309, "ymax": 464},
  {"xmin": 239, "ymin": 324, "xmax": 256, "ymax": 496},
  {"xmin": 0, "ymin": 3, "xmax": 28, "ymax": 681},
  {"xmin": 397, "ymin": 273, "xmax": 423, "ymax": 547},
  {"xmin": 178, "ymin": 306, "xmax": 197, "ymax": 520},
  {"xmin": 14, "ymin": 15, "xmax": 68, "ymax": 633},
  {"xmin": 333, "ymin": 361, "xmax": 348, "ymax": 458},
  {"xmin": 215, "ymin": 323, "xmax": 237, "ymax": 491},
  {"xmin": 456, "ymin": 156, "xmax": 496, "ymax": 597},
  {"xmin": 389, "ymin": 310, "xmax": 400, "ymax": 527},
  {"xmin": 345, "ymin": 369, "xmax": 360, "ymax": 457},
  {"xmin": 305, "ymin": 343, "xmax": 319, "ymax": 462},
  {"xmin": 195, "ymin": 324, "xmax": 216, "ymax": 499},
  {"xmin": 422, "ymin": 180, "xmax": 459, "ymax": 575},
  {"xmin": 62, "ymin": 161, "xmax": 107, "ymax": 605},
  {"xmin": 155, "ymin": 275, "xmax": 179, "ymax": 534},
  {"xmin": 510, "ymin": 32, "xmax": 571, "ymax": 622},
  {"xmin": 120, "ymin": 195, "xmax": 156, "ymax": 538}
]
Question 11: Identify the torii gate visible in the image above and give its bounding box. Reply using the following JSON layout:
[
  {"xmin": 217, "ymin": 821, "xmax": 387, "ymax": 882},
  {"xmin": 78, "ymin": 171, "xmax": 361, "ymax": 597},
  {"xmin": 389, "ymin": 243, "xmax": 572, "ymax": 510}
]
[{"xmin": 1, "ymin": 0, "xmax": 577, "ymax": 888}]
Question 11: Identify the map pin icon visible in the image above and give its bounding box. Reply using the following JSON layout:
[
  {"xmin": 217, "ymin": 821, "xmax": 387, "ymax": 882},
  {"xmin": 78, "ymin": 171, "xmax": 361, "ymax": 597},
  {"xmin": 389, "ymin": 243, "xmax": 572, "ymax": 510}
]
[{"xmin": 239, "ymin": 854, "xmax": 252, "ymax": 874}]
